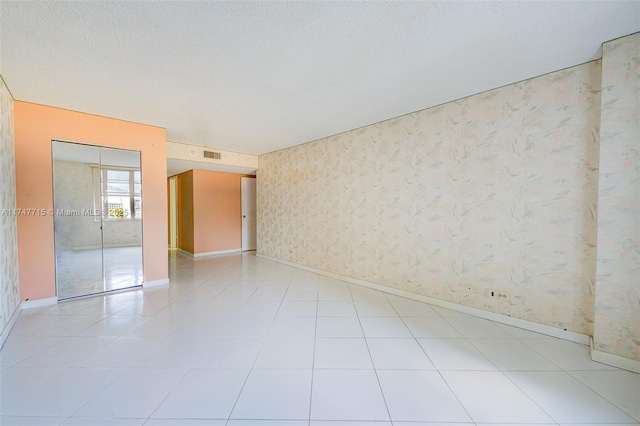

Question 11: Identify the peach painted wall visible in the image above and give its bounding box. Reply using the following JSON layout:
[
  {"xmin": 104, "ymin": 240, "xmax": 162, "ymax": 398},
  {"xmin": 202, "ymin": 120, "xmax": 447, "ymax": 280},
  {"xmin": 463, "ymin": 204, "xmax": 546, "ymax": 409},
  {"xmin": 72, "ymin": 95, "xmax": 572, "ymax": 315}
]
[
  {"xmin": 14, "ymin": 101, "xmax": 168, "ymax": 300},
  {"xmin": 177, "ymin": 170, "xmax": 195, "ymax": 254},
  {"xmin": 175, "ymin": 169, "xmax": 253, "ymax": 255},
  {"xmin": 193, "ymin": 170, "xmax": 244, "ymax": 254}
]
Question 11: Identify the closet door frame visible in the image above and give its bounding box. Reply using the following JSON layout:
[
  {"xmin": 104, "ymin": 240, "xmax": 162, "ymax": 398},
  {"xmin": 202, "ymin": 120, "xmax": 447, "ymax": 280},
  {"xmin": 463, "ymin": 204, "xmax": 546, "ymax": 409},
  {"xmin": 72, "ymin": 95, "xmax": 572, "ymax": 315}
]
[{"xmin": 51, "ymin": 140, "xmax": 143, "ymax": 300}]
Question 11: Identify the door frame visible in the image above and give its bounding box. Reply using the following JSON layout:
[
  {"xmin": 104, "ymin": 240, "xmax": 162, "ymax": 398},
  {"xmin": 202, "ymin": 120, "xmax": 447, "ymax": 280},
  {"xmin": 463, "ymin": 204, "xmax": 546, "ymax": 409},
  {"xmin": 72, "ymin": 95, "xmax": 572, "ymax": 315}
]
[
  {"xmin": 51, "ymin": 140, "xmax": 144, "ymax": 300},
  {"xmin": 168, "ymin": 176, "xmax": 178, "ymax": 249}
]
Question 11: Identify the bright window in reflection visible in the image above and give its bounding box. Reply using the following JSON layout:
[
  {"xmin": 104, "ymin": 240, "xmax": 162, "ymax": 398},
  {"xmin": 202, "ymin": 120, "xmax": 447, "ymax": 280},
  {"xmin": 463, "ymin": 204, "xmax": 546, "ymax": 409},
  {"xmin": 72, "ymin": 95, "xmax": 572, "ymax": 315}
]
[{"xmin": 101, "ymin": 168, "xmax": 142, "ymax": 220}]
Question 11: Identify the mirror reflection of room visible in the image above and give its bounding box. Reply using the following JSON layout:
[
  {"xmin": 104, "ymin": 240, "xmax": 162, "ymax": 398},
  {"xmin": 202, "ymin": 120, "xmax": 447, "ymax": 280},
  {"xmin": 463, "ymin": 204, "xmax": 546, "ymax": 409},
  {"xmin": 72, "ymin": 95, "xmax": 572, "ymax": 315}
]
[{"xmin": 52, "ymin": 141, "xmax": 143, "ymax": 300}]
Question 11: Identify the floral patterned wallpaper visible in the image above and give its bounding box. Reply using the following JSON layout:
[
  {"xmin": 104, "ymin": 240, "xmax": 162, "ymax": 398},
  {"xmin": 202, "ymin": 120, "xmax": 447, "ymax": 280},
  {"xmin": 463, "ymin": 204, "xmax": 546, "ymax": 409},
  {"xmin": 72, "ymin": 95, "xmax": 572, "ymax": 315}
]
[
  {"xmin": 0, "ymin": 76, "xmax": 20, "ymax": 341},
  {"xmin": 258, "ymin": 61, "xmax": 601, "ymax": 336},
  {"xmin": 594, "ymin": 32, "xmax": 640, "ymax": 361}
]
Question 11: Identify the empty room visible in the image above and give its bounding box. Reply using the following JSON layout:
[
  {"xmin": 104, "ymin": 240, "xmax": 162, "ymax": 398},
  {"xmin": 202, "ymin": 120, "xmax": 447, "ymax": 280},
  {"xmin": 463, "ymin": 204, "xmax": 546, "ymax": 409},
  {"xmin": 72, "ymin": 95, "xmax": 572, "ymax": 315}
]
[{"xmin": 0, "ymin": 1, "xmax": 639, "ymax": 425}]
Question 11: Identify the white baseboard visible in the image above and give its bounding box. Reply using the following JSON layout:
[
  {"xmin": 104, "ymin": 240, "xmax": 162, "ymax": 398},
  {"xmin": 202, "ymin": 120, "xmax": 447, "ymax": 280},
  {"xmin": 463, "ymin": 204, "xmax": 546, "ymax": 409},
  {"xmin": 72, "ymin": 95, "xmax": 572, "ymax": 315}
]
[
  {"xmin": 194, "ymin": 248, "xmax": 241, "ymax": 258},
  {"xmin": 143, "ymin": 278, "xmax": 170, "ymax": 288},
  {"xmin": 179, "ymin": 248, "xmax": 242, "ymax": 258},
  {"xmin": 0, "ymin": 302, "xmax": 21, "ymax": 350},
  {"xmin": 22, "ymin": 296, "xmax": 58, "ymax": 310},
  {"xmin": 590, "ymin": 338, "xmax": 640, "ymax": 373},
  {"xmin": 258, "ymin": 253, "xmax": 590, "ymax": 345}
]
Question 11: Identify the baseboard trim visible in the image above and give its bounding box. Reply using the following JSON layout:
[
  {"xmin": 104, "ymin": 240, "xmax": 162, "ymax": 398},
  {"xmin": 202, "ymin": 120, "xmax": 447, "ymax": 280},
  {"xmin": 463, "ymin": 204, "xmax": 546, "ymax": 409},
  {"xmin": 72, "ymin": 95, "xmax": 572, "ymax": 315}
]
[
  {"xmin": 0, "ymin": 302, "xmax": 21, "ymax": 350},
  {"xmin": 179, "ymin": 248, "xmax": 242, "ymax": 258},
  {"xmin": 194, "ymin": 248, "xmax": 242, "ymax": 258},
  {"xmin": 22, "ymin": 297, "xmax": 58, "ymax": 310},
  {"xmin": 590, "ymin": 338, "xmax": 640, "ymax": 373},
  {"xmin": 258, "ymin": 253, "xmax": 590, "ymax": 345},
  {"xmin": 143, "ymin": 278, "xmax": 170, "ymax": 288}
]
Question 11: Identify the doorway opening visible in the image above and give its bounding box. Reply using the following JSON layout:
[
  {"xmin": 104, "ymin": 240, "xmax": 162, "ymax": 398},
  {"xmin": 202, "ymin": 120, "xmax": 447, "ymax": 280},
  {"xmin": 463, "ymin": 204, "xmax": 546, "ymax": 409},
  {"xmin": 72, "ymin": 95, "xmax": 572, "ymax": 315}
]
[{"xmin": 168, "ymin": 175, "xmax": 178, "ymax": 250}]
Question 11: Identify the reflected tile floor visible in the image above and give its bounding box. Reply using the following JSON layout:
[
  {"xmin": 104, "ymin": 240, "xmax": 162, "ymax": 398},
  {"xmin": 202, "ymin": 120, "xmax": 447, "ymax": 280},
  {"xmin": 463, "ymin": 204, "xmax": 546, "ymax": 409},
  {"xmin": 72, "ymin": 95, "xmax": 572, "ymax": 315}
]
[
  {"xmin": 1, "ymin": 252, "xmax": 638, "ymax": 426},
  {"xmin": 56, "ymin": 247, "xmax": 143, "ymax": 299}
]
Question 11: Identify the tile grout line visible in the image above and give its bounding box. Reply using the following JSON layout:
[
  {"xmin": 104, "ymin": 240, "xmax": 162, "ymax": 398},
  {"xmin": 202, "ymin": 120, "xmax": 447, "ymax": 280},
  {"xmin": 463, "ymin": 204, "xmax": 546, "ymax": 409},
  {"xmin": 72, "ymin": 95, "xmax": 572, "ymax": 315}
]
[
  {"xmin": 564, "ymin": 370, "xmax": 640, "ymax": 422},
  {"xmin": 223, "ymin": 266, "xmax": 293, "ymax": 425},
  {"xmin": 139, "ymin": 263, "xmax": 238, "ymax": 426},
  {"xmin": 438, "ymin": 311, "xmax": 572, "ymax": 424},
  {"xmin": 384, "ymin": 291, "xmax": 477, "ymax": 424},
  {"xmin": 499, "ymin": 368, "xmax": 568, "ymax": 425},
  {"xmin": 307, "ymin": 275, "xmax": 320, "ymax": 426},
  {"xmin": 350, "ymin": 284, "xmax": 393, "ymax": 424},
  {"xmin": 147, "ymin": 256, "xmax": 267, "ymax": 425}
]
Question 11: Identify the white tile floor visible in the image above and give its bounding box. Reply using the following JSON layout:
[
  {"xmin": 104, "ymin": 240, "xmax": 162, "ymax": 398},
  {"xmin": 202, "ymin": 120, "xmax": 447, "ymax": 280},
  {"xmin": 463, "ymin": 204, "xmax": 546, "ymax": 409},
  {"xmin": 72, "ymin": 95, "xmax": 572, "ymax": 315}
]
[{"xmin": 1, "ymin": 251, "xmax": 639, "ymax": 426}]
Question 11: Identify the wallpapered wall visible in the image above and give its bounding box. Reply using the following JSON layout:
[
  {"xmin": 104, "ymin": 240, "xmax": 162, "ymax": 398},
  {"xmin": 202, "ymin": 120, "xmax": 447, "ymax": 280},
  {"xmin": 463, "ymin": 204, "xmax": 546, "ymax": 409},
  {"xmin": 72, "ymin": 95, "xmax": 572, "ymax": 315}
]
[
  {"xmin": 258, "ymin": 61, "xmax": 602, "ymax": 336},
  {"xmin": 0, "ymin": 76, "xmax": 19, "ymax": 341},
  {"xmin": 594, "ymin": 33, "xmax": 640, "ymax": 361}
]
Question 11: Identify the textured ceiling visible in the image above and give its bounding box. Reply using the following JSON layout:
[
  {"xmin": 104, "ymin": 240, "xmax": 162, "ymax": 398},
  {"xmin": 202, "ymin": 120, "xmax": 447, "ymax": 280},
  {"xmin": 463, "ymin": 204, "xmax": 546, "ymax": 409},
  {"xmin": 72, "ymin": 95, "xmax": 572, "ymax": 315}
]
[{"xmin": 1, "ymin": 1, "xmax": 638, "ymax": 155}]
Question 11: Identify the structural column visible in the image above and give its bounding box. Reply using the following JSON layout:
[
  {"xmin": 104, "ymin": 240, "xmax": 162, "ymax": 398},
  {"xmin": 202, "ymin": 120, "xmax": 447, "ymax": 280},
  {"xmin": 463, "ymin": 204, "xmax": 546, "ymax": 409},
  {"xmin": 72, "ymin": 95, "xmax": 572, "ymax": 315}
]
[{"xmin": 594, "ymin": 32, "xmax": 640, "ymax": 369}]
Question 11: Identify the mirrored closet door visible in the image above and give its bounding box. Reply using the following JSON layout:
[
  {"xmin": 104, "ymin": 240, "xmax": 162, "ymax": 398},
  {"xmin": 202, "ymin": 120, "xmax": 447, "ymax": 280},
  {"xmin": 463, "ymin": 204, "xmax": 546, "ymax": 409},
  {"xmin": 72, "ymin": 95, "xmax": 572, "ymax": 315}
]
[{"xmin": 52, "ymin": 141, "xmax": 143, "ymax": 300}]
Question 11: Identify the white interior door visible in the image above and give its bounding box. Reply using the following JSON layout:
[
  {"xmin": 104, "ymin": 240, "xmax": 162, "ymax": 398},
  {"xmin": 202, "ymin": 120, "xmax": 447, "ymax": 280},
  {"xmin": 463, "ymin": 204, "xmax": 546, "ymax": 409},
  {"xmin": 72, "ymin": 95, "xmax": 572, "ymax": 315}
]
[{"xmin": 241, "ymin": 177, "xmax": 257, "ymax": 251}]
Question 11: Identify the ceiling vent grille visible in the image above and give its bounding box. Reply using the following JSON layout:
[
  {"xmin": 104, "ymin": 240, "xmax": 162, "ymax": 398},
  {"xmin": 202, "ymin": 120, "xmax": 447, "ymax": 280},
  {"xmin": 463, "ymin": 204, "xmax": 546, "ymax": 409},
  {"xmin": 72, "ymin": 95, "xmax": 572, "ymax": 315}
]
[{"xmin": 203, "ymin": 151, "xmax": 221, "ymax": 160}]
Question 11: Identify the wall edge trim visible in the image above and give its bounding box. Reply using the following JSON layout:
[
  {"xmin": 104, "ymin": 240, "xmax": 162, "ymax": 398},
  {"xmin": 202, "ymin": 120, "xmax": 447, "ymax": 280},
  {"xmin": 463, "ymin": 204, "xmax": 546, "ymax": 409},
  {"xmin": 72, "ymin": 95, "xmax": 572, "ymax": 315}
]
[
  {"xmin": 143, "ymin": 278, "xmax": 170, "ymax": 288},
  {"xmin": 257, "ymin": 253, "xmax": 590, "ymax": 345},
  {"xmin": 590, "ymin": 337, "xmax": 640, "ymax": 373},
  {"xmin": 0, "ymin": 302, "xmax": 21, "ymax": 350},
  {"xmin": 177, "ymin": 248, "xmax": 242, "ymax": 257},
  {"xmin": 22, "ymin": 297, "xmax": 58, "ymax": 310}
]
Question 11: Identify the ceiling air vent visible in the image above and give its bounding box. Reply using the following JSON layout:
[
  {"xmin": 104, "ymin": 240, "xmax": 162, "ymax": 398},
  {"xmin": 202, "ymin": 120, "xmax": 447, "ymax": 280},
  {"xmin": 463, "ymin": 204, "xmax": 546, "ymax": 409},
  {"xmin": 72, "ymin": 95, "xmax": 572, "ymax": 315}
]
[{"xmin": 203, "ymin": 150, "xmax": 221, "ymax": 160}]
